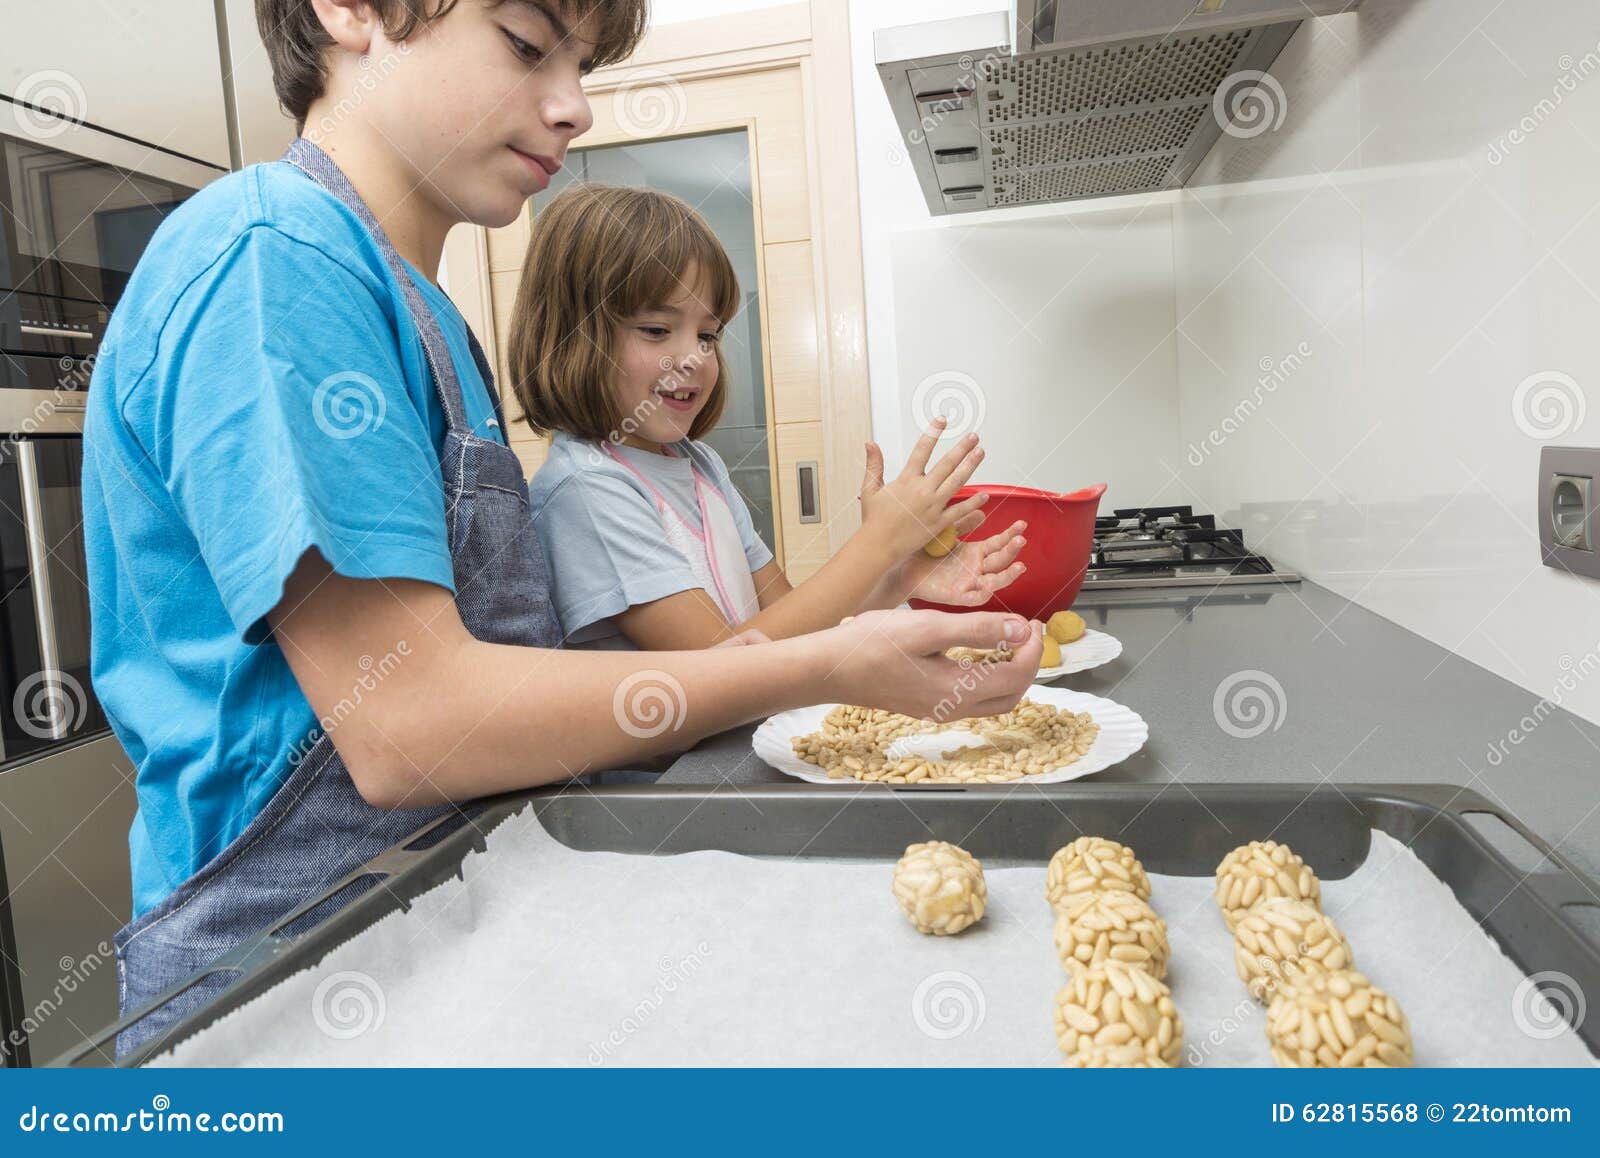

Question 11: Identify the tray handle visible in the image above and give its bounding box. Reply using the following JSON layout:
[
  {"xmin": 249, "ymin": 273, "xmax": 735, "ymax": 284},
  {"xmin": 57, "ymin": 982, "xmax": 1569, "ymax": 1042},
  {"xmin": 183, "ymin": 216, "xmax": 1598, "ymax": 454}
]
[
  {"xmin": 58, "ymin": 802, "xmax": 517, "ymax": 1067},
  {"xmin": 1434, "ymin": 788, "xmax": 1600, "ymax": 913}
]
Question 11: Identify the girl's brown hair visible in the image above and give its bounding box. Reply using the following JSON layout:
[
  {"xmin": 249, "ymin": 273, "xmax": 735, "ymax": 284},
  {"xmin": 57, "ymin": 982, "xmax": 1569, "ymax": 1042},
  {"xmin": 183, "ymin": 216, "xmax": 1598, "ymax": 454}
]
[{"xmin": 508, "ymin": 184, "xmax": 741, "ymax": 441}]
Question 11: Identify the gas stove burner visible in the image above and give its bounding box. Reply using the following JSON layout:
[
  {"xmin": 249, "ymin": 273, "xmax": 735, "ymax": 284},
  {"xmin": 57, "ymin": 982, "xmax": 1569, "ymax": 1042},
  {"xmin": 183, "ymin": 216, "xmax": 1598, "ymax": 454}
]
[{"xmin": 1083, "ymin": 506, "xmax": 1299, "ymax": 590}]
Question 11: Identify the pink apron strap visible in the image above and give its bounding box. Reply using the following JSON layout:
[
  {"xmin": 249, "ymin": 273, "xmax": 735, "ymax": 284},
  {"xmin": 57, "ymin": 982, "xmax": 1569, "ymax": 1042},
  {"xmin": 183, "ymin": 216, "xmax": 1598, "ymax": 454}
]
[
  {"xmin": 599, "ymin": 441, "xmax": 708, "ymax": 544},
  {"xmin": 692, "ymin": 471, "xmax": 745, "ymax": 629}
]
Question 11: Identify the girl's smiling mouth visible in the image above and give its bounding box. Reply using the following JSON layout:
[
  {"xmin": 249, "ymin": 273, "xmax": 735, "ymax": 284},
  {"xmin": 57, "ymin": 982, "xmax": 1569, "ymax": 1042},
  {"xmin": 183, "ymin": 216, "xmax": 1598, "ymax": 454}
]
[{"xmin": 654, "ymin": 382, "xmax": 701, "ymax": 411}]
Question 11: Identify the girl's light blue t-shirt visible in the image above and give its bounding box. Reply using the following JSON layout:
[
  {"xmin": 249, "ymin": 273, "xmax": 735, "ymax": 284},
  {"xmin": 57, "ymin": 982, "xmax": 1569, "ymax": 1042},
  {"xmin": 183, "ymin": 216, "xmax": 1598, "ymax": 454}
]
[
  {"xmin": 529, "ymin": 431, "xmax": 773, "ymax": 648},
  {"xmin": 83, "ymin": 161, "xmax": 504, "ymax": 916}
]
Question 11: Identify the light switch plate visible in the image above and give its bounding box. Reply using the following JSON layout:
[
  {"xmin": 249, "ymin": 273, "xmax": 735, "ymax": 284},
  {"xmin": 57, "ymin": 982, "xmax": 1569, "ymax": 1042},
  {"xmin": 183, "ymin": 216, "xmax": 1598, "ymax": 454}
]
[{"xmin": 1539, "ymin": 446, "xmax": 1600, "ymax": 578}]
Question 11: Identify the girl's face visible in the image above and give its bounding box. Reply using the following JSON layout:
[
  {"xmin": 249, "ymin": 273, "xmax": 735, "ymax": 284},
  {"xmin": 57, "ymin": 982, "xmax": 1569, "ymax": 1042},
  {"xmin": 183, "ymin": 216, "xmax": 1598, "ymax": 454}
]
[{"xmin": 613, "ymin": 267, "xmax": 725, "ymax": 451}]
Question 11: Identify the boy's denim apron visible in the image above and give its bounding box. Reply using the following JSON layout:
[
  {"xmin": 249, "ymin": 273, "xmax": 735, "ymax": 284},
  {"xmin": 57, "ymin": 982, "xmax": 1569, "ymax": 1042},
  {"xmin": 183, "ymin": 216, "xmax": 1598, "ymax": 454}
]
[{"xmin": 110, "ymin": 138, "xmax": 562, "ymax": 1060}]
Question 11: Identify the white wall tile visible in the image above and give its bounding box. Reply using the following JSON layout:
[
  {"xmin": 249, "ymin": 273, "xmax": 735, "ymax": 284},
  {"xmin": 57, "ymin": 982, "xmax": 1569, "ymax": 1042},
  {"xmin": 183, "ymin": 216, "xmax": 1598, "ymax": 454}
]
[{"xmin": 1172, "ymin": 0, "xmax": 1600, "ymax": 724}]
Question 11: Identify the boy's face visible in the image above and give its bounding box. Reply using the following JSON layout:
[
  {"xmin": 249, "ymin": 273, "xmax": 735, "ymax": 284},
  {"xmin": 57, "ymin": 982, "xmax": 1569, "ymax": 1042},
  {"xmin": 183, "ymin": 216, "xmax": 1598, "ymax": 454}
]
[
  {"xmin": 355, "ymin": 1, "xmax": 600, "ymax": 228},
  {"xmin": 614, "ymin": 267, "xmax": 725, "ymax": 447}
]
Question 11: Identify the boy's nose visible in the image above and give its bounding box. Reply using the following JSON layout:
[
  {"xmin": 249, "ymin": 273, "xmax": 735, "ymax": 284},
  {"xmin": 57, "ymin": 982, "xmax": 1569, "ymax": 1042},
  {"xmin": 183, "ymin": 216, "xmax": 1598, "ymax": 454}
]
[{"xmin": 542, "ymin": 78, "xmax": 594, "ymax": 140}]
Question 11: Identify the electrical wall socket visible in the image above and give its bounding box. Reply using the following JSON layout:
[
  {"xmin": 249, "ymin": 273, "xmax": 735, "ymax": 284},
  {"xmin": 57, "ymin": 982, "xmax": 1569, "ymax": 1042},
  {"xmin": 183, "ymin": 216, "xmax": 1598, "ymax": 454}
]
[{"xmin": 1540, "ymin": 446, "xmax": 1600, "ymax": 579}]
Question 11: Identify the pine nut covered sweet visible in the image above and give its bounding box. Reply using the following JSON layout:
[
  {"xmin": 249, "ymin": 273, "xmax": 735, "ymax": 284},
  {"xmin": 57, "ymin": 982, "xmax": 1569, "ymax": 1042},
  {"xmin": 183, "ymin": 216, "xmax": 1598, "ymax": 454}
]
[
  {"xmin": 1054, "ymin": 959, "xmax": 1183, "ymax": 1065},
  {"xmin": 1054, "ymin": 890, "xmax": 1170, "ymax": 980},
  {"xmin": 891, "ymin": 840, "xmax": 987, "ymax": 935},
  {"xmin": 1233, "ymin": 897, "xmax": 1354, "ymax": 1002},
  {"xmin": 1214, "ymin": 840, "xmax": 1322, "ymax": 930},
  {"xmin": 791, "ymin": 699, "xmax": 1098, "ymax": 785},
  {"xmin": 1046, "ymin": 837, "xmax": 1152, "ymax": 909},
  {"xmin": 1061, "ymin": 1043, "xmax": 1172, "ymax": 1068},
  {"xmin": 1266, "ymin": 969, "xmax": 1412, "ymax": 1068}
]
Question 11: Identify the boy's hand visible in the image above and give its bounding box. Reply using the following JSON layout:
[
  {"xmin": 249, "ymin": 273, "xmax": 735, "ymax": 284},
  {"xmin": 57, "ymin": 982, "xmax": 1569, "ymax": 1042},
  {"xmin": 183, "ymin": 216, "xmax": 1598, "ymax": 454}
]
[
  {"xmin": 896, "ymin": 516, "xmax": 1028, "ymax": 606},
  {"xmin": 815, "ymin": 609, "xmax": 1042, "ymax": 720},
  {"xmin": 857, "ymin": 419, "xmax": 989, "ymax": 561}
]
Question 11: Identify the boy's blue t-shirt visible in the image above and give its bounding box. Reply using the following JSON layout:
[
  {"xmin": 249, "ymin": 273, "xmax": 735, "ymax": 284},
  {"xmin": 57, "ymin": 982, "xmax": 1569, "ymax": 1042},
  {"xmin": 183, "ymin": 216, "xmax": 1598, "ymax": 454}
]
[{"xmin": 83, "ymin": 160, "xmax": 506, "ymax": 917}]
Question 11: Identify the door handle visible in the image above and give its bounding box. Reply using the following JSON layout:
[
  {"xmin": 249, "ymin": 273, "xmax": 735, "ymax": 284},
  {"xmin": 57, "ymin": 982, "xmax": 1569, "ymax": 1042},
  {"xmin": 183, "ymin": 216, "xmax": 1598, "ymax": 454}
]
[
  {"xmin": 796, "ymin": 460, "xmax": 820, "ymax": 524},
  {"xmin": 15, "ymin": 442, "xmax": 68, "ymax": 741}
]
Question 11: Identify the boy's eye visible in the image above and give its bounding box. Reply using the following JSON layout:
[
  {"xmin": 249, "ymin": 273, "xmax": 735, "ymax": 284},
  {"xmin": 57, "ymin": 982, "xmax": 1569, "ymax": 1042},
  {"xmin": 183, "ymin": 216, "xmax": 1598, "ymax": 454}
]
[{"xmin": 503, "ymin": 29, "xmax": 545, "ymax": 65}]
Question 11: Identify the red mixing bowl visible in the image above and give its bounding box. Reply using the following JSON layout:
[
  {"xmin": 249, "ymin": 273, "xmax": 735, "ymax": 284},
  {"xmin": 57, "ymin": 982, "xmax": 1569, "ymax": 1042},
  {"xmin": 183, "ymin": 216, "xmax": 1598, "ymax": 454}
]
[{"xmin": 908, "ymin": 482, "xmax": 1108, "ymax": 621}]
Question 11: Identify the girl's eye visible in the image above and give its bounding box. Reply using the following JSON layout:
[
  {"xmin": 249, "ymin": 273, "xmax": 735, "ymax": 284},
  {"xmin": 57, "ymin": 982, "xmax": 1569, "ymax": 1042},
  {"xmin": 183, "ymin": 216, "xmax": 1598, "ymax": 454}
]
[
  {"xmin": 699, "ymin": 332, "xmax": 722, "ymax": 345},
  {"xmin": 503, "ymin": 29, "xmax": 545, "ymax": 65},
  {"xmin": 639, "ymin": 326, "xmax": 670, "ymax": 338}
]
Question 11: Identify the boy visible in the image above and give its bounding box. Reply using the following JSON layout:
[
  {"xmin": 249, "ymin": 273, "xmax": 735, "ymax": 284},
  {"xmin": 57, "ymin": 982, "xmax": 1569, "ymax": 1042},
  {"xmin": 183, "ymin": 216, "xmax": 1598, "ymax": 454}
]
[{"xmin": 84, "ymin": 0, "xmax": 1040, "ymax": 1057}]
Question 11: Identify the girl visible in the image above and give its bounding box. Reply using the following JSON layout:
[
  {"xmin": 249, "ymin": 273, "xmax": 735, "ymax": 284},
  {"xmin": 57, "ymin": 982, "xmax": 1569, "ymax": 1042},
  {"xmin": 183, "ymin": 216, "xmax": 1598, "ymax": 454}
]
[{"xmin": 511, "ymin": 184, "xmax": 1029, "ymax": 650}]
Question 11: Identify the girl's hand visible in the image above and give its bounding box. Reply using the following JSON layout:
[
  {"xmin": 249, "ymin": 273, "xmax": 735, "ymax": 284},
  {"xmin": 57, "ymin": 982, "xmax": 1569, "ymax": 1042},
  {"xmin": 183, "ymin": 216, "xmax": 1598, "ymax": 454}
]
[
  {"xmin": 898, "ymin": 517, "xmax": 1028, "ymax": 606},
  {"xmin": 857, "ymin": 419, "xmax": 989, "ymax": 561}
]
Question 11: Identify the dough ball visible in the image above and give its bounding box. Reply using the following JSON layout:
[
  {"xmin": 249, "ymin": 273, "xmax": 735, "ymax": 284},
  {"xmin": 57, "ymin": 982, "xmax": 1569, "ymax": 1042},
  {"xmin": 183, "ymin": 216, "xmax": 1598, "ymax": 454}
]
[
  {"xmin": 1046, "ymin": 837, "xmax": 1152, "ymax": 909},
  {"xmin": 892, "ymin": 840, "xmax": 987, "ymax": 935},
  {"xmin": 1233, "ymin": 898, "xmax": 1353, "ymax": 1001},
  {"xmin": 1047, "ymin": 610, "xmax": 1086, "ymax": 644},
  {"xmin": 1054, "ymin": 890, "xmax": 1170, "ymax": 979},
  {"xmin": 1061, "ymin": 1044, "xmax": 1171, "ymax": 1068},
  {"xmin": 1040, "ymin": 634, "xmax": 1062, "ymax": 669},
  {"xmin": 1266, "ymin": 969, "xmax": 1412, "ymax": 1068},
  {"xmin": 1214, "ymin": 840, "xmax": 1322, "ymax": 930},
  {"xmin": 923, "ymin": 526, "xmax": 959, "ymax": 557},
  {"xmin": 1054, "ymin": 960, "xmax": 1183, "ymax": 1065}
]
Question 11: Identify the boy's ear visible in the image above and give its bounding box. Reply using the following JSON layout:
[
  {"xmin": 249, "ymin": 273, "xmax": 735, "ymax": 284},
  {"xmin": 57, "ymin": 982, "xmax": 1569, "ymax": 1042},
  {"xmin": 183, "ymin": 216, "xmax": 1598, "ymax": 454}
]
[{"xmin": 310, "ymin": 0, "xmax": 381, "ymax": 57}]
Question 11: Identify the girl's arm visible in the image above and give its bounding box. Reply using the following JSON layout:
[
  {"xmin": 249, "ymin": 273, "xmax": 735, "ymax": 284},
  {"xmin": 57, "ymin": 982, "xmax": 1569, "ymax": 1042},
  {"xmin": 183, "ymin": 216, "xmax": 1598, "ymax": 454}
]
[{"xmin": 615, "ymin": 425, "xmax": 1029, "ymax": 649}]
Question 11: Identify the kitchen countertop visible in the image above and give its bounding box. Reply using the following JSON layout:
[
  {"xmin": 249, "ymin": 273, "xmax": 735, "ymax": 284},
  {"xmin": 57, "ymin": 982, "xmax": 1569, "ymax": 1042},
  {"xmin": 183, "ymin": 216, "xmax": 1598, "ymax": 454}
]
[{"xmin": 661, "ymin": 580, "xmax": 1600, "ymax": 883}]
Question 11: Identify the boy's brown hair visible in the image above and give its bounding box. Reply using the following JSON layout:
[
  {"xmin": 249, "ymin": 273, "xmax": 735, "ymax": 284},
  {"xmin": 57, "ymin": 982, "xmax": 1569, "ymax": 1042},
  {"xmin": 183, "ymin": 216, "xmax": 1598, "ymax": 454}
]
[
  {"xmin": 255, "ymin": 1, "xmax": 649, "ymax": 128},
  {"xmin": 508, "ymin": 184, "xmax": 740, "ymax": 441}
]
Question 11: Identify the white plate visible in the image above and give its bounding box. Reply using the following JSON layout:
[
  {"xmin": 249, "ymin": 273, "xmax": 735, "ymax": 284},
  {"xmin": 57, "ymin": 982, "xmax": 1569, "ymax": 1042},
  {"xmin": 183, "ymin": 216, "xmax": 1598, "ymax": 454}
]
[
  {"xmin": 1034, "ymin": 627, "xmax": 1122, "ymax": 682},
  {"xmin": 752, "ymin": 684, "xmax": 1148, "ymax": 786}
]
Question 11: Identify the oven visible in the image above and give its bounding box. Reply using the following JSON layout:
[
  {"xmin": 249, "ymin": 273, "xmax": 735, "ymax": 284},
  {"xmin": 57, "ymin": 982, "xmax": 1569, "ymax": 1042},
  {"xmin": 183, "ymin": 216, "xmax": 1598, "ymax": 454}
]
[{"xmin": 0, "ymin": 108, "xmax": 222, "ymax": 761}]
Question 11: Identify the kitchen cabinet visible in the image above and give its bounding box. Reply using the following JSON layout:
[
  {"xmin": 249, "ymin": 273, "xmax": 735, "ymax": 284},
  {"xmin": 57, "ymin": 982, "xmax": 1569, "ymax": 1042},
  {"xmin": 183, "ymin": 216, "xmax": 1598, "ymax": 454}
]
[
  {"xmin": 1, "ymin": 1, "xmax": 231, "ymax": 169},
  {"xmin": 0, "ymin": 734, "xmax": 137, "ymax": 1067}
]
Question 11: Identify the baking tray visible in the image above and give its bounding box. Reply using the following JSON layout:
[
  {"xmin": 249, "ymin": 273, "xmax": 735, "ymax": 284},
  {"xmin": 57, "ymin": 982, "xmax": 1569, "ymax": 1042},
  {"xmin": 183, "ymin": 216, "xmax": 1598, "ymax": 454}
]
[{"xmin": 54, "ymin": 783, "xmax": 1600, "ymax": 1067}]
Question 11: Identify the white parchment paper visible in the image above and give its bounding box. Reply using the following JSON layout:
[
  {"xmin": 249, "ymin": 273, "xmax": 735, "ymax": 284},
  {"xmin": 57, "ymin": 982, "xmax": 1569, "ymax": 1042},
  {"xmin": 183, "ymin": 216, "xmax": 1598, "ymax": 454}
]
[{"xmin": 153, "ymin": 809, "xmax": 1597, "ymax": 1067}]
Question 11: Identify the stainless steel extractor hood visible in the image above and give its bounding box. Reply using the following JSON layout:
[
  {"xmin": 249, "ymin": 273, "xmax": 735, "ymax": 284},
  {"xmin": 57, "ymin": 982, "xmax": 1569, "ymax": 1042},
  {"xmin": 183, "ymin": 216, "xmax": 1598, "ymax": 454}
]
[{"xmin": 876, "ymin": 1, "xmax": 1359, "ymax": 215}]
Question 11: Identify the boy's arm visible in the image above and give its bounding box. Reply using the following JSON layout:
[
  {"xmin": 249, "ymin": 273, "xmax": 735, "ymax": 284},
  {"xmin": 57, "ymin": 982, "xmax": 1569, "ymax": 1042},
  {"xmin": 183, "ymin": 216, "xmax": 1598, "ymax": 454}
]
[{"xmin": 270, "ymin": 551, "xmax": 1041, "ymax": 807}]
